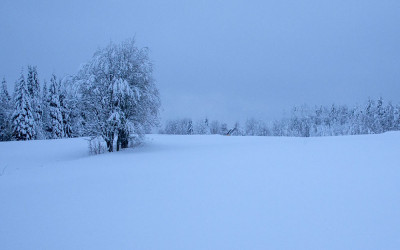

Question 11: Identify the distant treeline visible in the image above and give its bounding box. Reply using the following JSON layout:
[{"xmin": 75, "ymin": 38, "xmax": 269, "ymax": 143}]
[{"xmin": 160, "ymin": 98, "xmax": 400, "ymax": 137}]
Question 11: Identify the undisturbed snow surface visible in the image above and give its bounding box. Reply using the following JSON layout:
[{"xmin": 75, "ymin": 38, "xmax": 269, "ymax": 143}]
[{"xmin": 1, "ymin": 133, "xmax": 400, "ymax": 250}]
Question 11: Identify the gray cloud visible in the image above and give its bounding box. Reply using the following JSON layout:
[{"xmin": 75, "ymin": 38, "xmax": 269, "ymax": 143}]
[{"xmin": 1, "ymin": 0, "xmax": 399, "ymax": 124}]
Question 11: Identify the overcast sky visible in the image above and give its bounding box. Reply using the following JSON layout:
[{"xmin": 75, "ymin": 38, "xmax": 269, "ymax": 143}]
[{"xmin": 1, "ymin": 0, "xmax": 399, "ymax": 124}]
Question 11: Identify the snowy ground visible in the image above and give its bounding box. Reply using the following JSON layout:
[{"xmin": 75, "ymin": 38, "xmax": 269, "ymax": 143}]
[{"xmin": 1, "ymin": 133, "xmax": 400, "ymax": 250}]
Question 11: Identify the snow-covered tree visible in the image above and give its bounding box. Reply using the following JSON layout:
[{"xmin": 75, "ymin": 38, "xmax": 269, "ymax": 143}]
[
  {"xmin": 26, "ymin": 65, "xmax": 43, "ymax": 138},
  {"xmin": 159, "ymin": 97, "xmax": 400, "ymax": 138},
  {"xmin": 364, "ymin": 98, "xmax": 376, "ymax": 134},
  {"xmin": 220, "ymin": 123, "xmax": 228, "ymax": 135},
  {"xmin": 187, "ymin": 119, "xmax": 193, "ymax": 135},
  {"xmin": 0, "ymin": 78, "xmax": 12, "ymax": 141},
  {"xmin": 194, "ymin": 118, "xmax": 210, "ymax": 134},
  {"xmin": 258, "ymin": 121, "xmax": 270, "ymax": 136},
  {"xmin": 395, "ymin": 105, "xmax": 400, "ymax": 130},
  {"xmin": 164, "ymin": 119, "xmax": 178, "ymax": 134},
  {"xmin": 12, "ymin": 71, "xmax": 36, "ymax": 140},
  {"xmin": 209, "ymin": 120, "xmax": 220, "ymax": 134},
  {"xmin": 41, "ymin": 80, "xmax": 50, "ymax": 138},
  {"xmin": 164, "ymin": 118, "xmax": 192, "ymax": 135},
  {"xmin": 271, "ymin": 119, "xmax": 286, "ymax": 136},
  {"xmin": 374, "ymin": 97, "xmax": 386, "ymax": 133},
  {"xmin": 59, "ymin": 78, "xmax": 74, "ymax": 137},
  {"xmin": 76, "ymin": 38, "xmax": 160, "ymax": 152},
  {"xmin": 385, "ymin": 102, "xmax": 395, "ymax": 131},
  {"xmin": 229, "ymin": 122, "xmax": 243, "ymax": 136},
  {"xmin": 245, "ymin": 118, "xmax": 260, "ymax": 136},
  {"xmin": 48, "ymin": 74, "xmax": 64, "ymax": 139}
]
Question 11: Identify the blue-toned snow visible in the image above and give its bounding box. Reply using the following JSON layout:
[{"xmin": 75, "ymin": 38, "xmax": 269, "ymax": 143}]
[{"xmin": 1, "ymin": 133, "xmax": 399, "ymax": 249}]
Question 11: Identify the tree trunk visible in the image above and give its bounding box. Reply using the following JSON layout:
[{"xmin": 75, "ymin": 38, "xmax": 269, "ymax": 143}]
[
  {"xmin": 105, "ymin": 132, "xmax": 114, "ymax": 152},
  {"xmin": 106, "ymin": 140, "xmax": 113, "ymax": 152},
  {"xmin": 118, "ymin": 129, "xmax": 129, "ymax": 149},
  {"xmin": 116, "ymin": 138, "xmax": 120, "ymax": 151},
  {"xmin": 121, "ymin": 136, "xmax": 129, "ymax": 148}
]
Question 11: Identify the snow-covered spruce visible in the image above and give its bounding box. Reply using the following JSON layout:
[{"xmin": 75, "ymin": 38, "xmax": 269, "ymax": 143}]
[
  {"xmin": 0, "ymin": 78, "xmax": 12, "ymax": 141},
  {"xmin": 48, "ymin": 74, "xmax": 64, "ymax": 139},
  {"xmin": 41, "ymin": 79, "xmax": 50, "ymax": 138},
  {"xmin": 26, "ymin": 65, "xmax": 43, "ymax": 139},
  {"xmin": 11, "ymin": 71, "xmax": 36, "ymax": 140},
  {"xmin": 59, "ymin": 78, "xmax": 73, "ymax": 138}
]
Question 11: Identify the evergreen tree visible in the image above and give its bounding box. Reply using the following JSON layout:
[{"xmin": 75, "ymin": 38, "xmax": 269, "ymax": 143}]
[
  {"xmin": 375, "ymin": 97, "xmax": 386, "ymax": 133},
  {"xmin": 0, "ymin": 78, "xmax": 12, "ymax": 141},
  {"xmin": 194, "ymin": 118, "xmax": 211, "ymax": 134},
  {"xmin": 204, "ymin": 118, "xmax": 211, "ymax": 135},
  {"xmin": 48, "ymin": 74, "xmax": 64, "ymax": 139},
  {"xmin": 393, "ymin": 105, "xmax": 400, "ymax": 130},
  {"xmin": 364, "ymin": 98, "xmax": 376, "ymax": 134},
  {"xmin": 41, "ymin": 80, "xmax": 51, "ymax": 138},
  {"xmin": 12, "ymin": 71, "xmax": 36, "ymax": 140},
  {"xmin": 384, "ymin": 102, "xmax": 395, "ymax": 131},
  {"xmin": 187, "ymin": 120, "xmax": 193, "ymax": 135},
  {"xmin": 59, "ymin": 79, "xmax": 73, "ymax": 137},
  {"xmin": 26, "ymin": 65, "xmax": 43, "ymax": 138}
]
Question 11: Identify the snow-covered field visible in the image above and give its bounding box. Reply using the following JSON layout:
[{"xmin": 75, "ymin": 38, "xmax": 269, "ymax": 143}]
[{"xmin": 1, "ymin": 133, "xmax": 399, "ymax": 250}]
